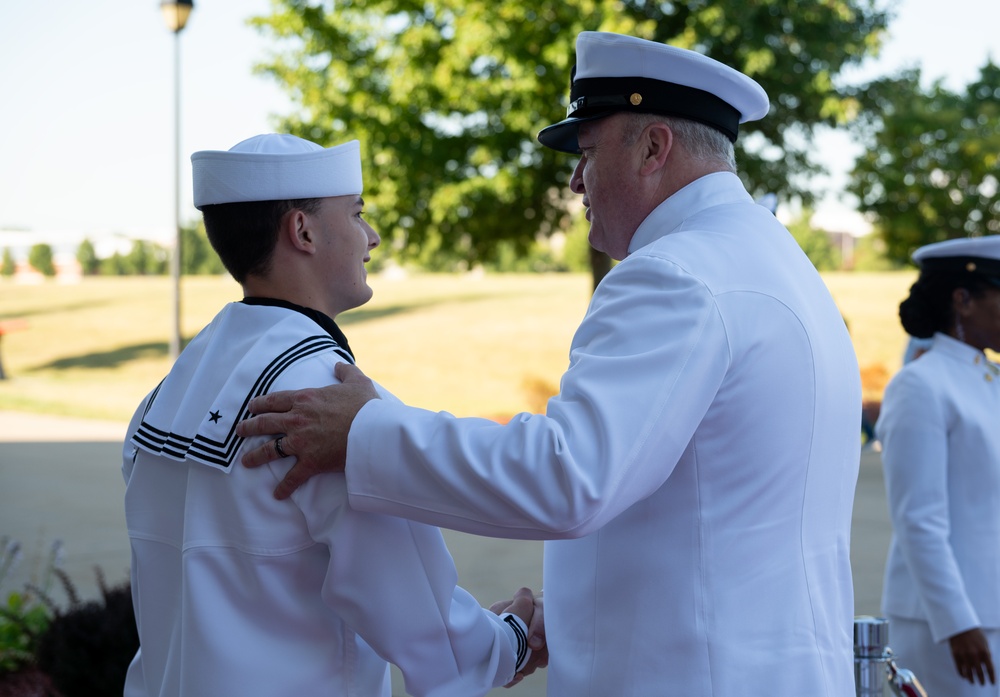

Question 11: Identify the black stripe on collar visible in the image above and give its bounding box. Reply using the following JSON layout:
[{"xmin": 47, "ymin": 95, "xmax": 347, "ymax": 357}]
[{"xmin": 241, "ymin": 297, "xmax": 355, "ymax": 362}]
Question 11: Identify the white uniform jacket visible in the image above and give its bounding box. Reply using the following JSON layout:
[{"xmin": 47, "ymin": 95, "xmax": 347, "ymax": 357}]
[
  {"xmin": 344, "ymin": 172, "xmax": 862, "ymax": 696},
  {"xmin": 122, "ymin": 301, "xmax": 527, "ymax": 697},
  {"xmin": 879, "ymin": 332, "xmax": 1000, "ymax": 642}
]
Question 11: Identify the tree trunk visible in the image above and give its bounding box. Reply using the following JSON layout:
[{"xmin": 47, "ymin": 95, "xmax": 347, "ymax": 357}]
[{"xmin": 589, "ymin": 247, "xmax": 612, "ymax": 292}]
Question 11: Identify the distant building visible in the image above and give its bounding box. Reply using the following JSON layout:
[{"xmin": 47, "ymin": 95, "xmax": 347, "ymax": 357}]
[{"xmin": 825, "ymin": 230, "xmax": 857, "ymax": 270}]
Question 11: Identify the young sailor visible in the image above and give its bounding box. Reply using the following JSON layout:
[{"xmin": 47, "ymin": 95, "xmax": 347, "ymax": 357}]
[{"xmin": 121, "ymin": 133, "xmax": 533, "ymax": 697}]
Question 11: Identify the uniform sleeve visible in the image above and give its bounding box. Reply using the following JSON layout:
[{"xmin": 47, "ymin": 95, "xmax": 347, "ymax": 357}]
[
  {"xmin": 280, "ymin": 470, "xmax": 523, "ymax": 697},
  {"xmin": 346, "ymin": 253, "xmax": 730, "ymax": 539},
  {"xmin": 879, "ymin": 369, "xmax": 979, "ymax": 641},
  {"xmin": 267, "ymin": 362, "xmax": 526, "ymax": 697},
  {"xmin": 122, "ymin": 391, "xmax": 153, "ymax": 484}
]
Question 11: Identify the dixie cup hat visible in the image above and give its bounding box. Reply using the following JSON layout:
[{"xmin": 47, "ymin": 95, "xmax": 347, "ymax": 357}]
[
  {"xmin": 191, "ymin": 134, "xmax": 363, "ymax": 209},
  {"xmin": 537, "ymin": 31, "xmax": 770, "ymax": 153}
]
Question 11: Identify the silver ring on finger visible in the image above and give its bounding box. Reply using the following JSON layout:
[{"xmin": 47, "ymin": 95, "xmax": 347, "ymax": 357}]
[{"xmin": 275, "ymin": 436, "xmax": 288, "ymax": 459}]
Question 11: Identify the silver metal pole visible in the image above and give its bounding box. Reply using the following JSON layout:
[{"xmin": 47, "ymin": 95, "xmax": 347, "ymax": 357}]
[
  {"xmin": 855, "ymin": 616, "xmax": 891, "ymax": 697},
  {"xmin": 169, "ymin": 29, "xmax": 182, "ymax": 361},
  {"xmin": 855, "ymin": 615, "xmax": 930, "ymax": 697}
]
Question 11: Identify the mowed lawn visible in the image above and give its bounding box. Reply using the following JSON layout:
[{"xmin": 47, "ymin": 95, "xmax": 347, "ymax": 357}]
[{"xmin": 0, "ymin": 270, "xmax": 917, "ymax": 423}]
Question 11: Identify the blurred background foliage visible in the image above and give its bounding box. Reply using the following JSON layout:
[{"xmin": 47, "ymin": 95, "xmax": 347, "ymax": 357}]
[
  {"xmin": 249, "ymin": 0, "xmax": 895, "ymax": 285},
  {"xmin": 848, "ymin": 62, "xmax": 1000, "ymax": 263},
  {"xmin": 3, "ymin": 1, "xmax": 997, "ymax": 282}
]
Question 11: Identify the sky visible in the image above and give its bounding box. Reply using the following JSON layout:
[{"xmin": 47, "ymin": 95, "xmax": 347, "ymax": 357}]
[{"xmin": 0, "ymin": 0, "xmax": 997, "ymax": 250}]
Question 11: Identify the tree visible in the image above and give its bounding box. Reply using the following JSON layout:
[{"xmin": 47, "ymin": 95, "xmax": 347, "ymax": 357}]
[
  {"xmin": 1, "ymin": 248, "xmax": 15, "ymax": 277},
  {"xmin": 182, "ymin": 222, "xmax": 226, "ymax": 275},
  {"xmin": 786, "ymin": 210, "xmax": 840, "ymax": 271},
  {"xmin": 76, "ymin": 239, "xmax": 100, "ymax": 276},
  {"xmin": 124, "ymin": 240, "xmax": 168, "ymax": 276},
  {"xmin": 101, "ymin": 252, "xmax": 128, "ymax": 276},
  {"xmin": 28, "ymin": 243, "xmax": 56, "ymax": 277},
  {"xmin": 851, "ymin": 230, "xmax": 901, "ymax": 272},
  {"xmin": 251, "ymin": 0, "xmax": 888, "ymax": 285},
  {"xmin": 848, "ymin": 61, "xmax": 1000, "ymax": 265}
]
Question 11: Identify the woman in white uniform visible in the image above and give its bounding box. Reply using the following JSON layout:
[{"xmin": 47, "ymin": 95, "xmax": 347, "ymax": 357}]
[{"xmin": 878, "ymin": 236, "xmax": 1000, "ymax": 695}]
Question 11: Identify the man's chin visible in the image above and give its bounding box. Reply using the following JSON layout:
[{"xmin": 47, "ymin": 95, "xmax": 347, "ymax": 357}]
[{"xmin": 587, "ymin": 229, "xmax": 602, "ymax": 254}]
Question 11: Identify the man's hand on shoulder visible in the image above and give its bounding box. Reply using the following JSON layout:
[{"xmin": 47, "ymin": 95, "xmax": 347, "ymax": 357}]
[{"xmin": 235, "ymin": 362, "xmax": 380, "ymax": 499}]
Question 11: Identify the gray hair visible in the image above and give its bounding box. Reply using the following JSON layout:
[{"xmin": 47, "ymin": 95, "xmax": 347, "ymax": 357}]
[{"xmin": 621, "ymin": 113, "xmax": 737, "ymax": 173}]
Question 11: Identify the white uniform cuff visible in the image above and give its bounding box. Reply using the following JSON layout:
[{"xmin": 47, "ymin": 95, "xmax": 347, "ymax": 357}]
[{"xmin": 500, "ymin": 613, "xmax": 532, "ymax": 673}]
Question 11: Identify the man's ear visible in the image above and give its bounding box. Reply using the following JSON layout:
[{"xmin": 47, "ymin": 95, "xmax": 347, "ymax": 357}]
[
  {"xmin": 639, "ymin": 122, "xmax": 673, "ymax": 176},
  {"xmin": 283, "ymin": 208, "xmax": 315, "ymax": 254}
]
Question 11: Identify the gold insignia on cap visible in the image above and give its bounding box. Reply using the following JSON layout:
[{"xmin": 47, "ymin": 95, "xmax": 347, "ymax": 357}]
[
  {"xmin": 630, "ymin": 93, "xmax": 643, "ymax": 106},
  {"xmin": 967, "ymin": 261, "xmax": 977, "ymax": 272}
]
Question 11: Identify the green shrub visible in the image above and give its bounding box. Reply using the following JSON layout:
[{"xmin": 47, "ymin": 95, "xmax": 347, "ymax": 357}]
[
  {"xmin": 0, "ymin": 538, "xmax": 137, "ymax": 696},
  {"xmin": 0, "ymin": 538, "xmax": 60, "ymax": 675},
  {"xmin": 35, "ymin": 570, "xmax": 137, "ymax": 697}
]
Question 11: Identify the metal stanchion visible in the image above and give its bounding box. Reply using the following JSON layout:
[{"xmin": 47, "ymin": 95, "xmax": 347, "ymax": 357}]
[
  {"xmin": 854, "ymin": 616, "xmax": 928, "ymax": 697},
  {"xmin": 856, "ymin": 616, "xmax": 892, "ymax": 696}
]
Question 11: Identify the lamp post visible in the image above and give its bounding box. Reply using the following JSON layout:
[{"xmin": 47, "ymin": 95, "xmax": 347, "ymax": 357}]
[{"xmin": 161, "ymin": 0, "xmax": 193, "ymax": 362}]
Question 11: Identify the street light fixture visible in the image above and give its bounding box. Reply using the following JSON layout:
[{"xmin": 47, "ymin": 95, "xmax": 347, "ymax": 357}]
[
  {"xmin": 160, "ymin": 0, "xmax": 193, "ymax": 362},
  {"xmin": 160, "ymin": 0, "xmax": 193, "ymax": 32}
]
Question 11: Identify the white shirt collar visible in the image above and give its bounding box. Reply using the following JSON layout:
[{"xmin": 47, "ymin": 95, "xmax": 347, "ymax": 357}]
[
  {"xmin": 627, "ymin": 171, "xmax": 754, "ymax": 256},
  {"xmin": 930, "ymin": 331, "xmax": 993, "ymax": 366}
]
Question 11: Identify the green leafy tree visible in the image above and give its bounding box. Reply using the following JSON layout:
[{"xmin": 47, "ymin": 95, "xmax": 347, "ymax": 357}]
[
  {"xmin": 851, "ymin": 229, "xmax": 901, "ymax": 271},
  {"xmin": 1, "ymin": 248, "xmax": 15, "ymax": 277},
  {"xmin": 101, "ymin": 252, "xmax": 128, "ymax": 276},
  {"xmin": 251, "ymin": 0, "xmax": 888, "ymax": 285},
  {"xmin": 76, "ymin": 239, "xmax": 100, "ymax": 276},
  {"xmin": 125, "ymin": 240, "xmax": 168, "ymax": 276},
  {"xmin": 561, "ymin": 218, "xmax": 595, "ymax": 274},
  {"xmin": 182, "ymin": 222, "xmax": 226, "ymax": 275},
  {"xmin": 787, "ymin": 210, "xmax": 840, "ymax": 271},
  {"xmin": 28, "ymin": 244, "xmax": 56, "ymax": 277},
  {"xmin": 848, "ymin": 61, "xmax": 1000, "ymax": 265}
]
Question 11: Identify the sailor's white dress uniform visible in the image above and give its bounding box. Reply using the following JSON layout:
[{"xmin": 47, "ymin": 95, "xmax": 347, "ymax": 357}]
[
  {"xmin": 343, "ymin": 172, "xmax": 862, "ymax": 695},
  {"xmin": 879, "ymin": 332, "xmax": 1000, "ymax": 696},
  {"xmin": 121, "ymin": 299, "xmax": 528, "ymax": 697}
]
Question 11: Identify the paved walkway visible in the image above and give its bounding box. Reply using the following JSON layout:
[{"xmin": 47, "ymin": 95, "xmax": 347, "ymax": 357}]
[{"xmin": 0, "ymin": 411, "xmax": 889, "ymax": 696}]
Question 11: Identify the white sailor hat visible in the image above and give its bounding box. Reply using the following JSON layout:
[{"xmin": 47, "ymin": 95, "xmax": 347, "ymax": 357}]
[
  {"xmin": 537, "ymin": 31, "xmax": 770, "ymax": 153},
  {"xmin": 913, "ymin": 236, "xmax": 1000, "ymax": 286},
  {"xmin": 191, "ymin": 134, "xmax": 363, "ymax": 209}
]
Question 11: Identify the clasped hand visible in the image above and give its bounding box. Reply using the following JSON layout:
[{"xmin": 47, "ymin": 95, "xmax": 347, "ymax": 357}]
[{"xmin": 491, "ymin": 588, "xmax": 548, "ymax": 688}]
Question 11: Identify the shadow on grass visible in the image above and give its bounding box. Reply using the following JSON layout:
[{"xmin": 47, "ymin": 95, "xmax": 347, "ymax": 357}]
[
  {"xmin": 338, "ymin": 303, "xmax": 417, "ymax": 326},
  {"xmin": 2, "ymin": 297, "xmax": 117, "ymax": 321},
  {"xmin": 338, "ymin": 292, "xmax": 526, "ymax": 326},
  {"xmin": 29, "ymin": 342, "xmax": 167, "ymax": 371},
  {"xmin": 26, "ymin": 293, "xmax": 527, "ymax": 371}
]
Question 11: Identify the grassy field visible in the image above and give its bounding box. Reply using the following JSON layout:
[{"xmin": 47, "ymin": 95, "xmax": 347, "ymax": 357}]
[{"xmin": 0, "ymin": 270, "xmax": 917, "ymax": 422}]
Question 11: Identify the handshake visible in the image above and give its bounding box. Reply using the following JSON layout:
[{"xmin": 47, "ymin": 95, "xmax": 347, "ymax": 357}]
[{"xmin": 491, "ymin": 587, "xmax": 548, "ymax": 688}]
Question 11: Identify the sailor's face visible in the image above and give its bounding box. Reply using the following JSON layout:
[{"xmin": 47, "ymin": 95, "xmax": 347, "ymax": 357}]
[{"xmin": 311, "ymin": 195, "xmax": 380, "ymax": 317}]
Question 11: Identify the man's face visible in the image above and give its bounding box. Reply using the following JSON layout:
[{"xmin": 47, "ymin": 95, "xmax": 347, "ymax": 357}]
[
  {"xmin": 569, "ymin": 114, "xmax": 644, "ymax": 261},
  {"xmin": 309, "ymin": 195, "xmax": 380, "ymax": 318}
]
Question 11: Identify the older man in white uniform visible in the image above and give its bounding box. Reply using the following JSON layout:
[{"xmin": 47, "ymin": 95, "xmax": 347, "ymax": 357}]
[
  {"xmin": 122, "ymin": 134, "xmax": 532, "ymax": 697},
  {"xmin": 238, "ymin": 33, "xmax": 861, "ymax": 695}
]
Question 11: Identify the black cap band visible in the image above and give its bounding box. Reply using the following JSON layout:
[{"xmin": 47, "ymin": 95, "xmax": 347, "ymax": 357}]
[
  {"xmin": 920, "ymin": 255, "xmax": 1000, "ymax": 288},
  {"xmin": 920, "ymin": 255, "xmax": 1000, "ymax": 275},
  {"xmin": 568, "ymin": 76, "xmax": 742, "ymax": 142}
]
